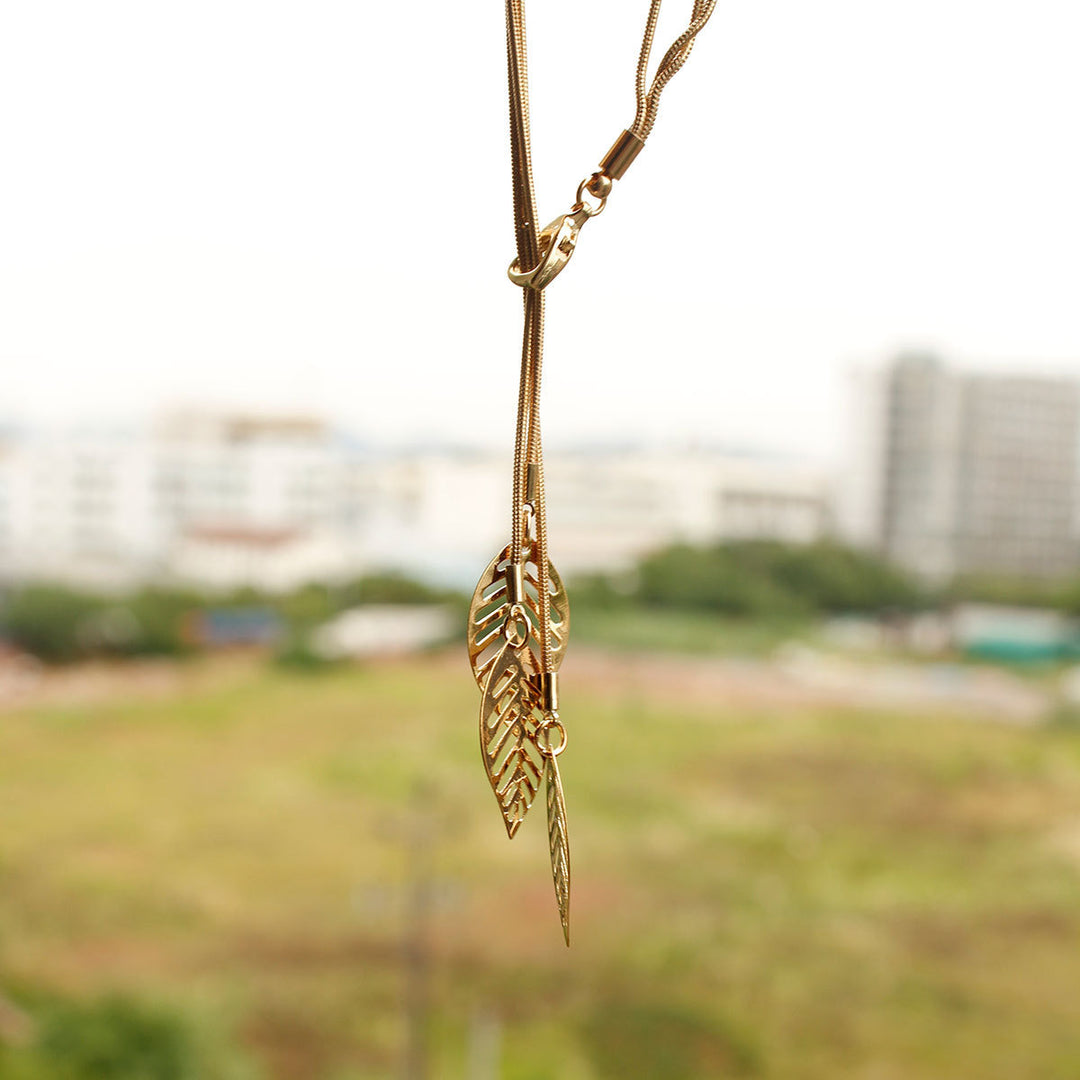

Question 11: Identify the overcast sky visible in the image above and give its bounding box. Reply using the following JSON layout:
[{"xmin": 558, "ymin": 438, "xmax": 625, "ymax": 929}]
[{"xmin": 2, "ymin": 1, "xmax": 1079, "ymax": 462}]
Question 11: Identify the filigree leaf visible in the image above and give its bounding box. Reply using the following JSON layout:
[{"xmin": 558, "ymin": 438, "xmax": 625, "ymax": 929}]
[
  {"xmin": 467, "ymin": 542, "xmax": 569, "ymax": 690},
  {"xmin": 546, "ymin": 754, "xmax": 571, "ymax": 947},
  {"xmin": 479, "ymin": 643, "xmax": 546, "ymax": 838}
]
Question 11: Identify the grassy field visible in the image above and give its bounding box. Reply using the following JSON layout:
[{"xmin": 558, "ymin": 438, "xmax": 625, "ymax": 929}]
[
  {"xmin": 2, "ymin": 649, "xmax": 1080, "ymax": 1078},
  {"xmin": 570, "ymin": 608, "xmax": 815, "ymax": 656}
]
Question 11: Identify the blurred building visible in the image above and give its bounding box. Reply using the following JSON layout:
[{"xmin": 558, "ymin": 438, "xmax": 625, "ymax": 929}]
[
  {"xmin": 0, "ymin": 412, "xmax": 832, "ymax": 590},
  {"xmin": 311, "ymin": 605, "xmax": 454, "ymax": 659},
  {"xmin": 0, "ymin": 413, "xmax": 353, "ymax": 589},
  {"xmin": 0, "ymin": 425, "xmax": 163, "ymax": 588},
  {"xmin": 546, "ymin": 449, "xmax": 829, "ymax": 576},
  {"xmin": 169, "ymin": 525, "xmax": 354, "ymax": 592},
  {"xmin": 840, "ymin": 353, "xmax": 1080, "ymax": 581}
]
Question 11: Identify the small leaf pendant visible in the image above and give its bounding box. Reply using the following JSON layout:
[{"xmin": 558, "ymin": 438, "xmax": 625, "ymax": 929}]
[
  {"xmin": 545, "ymin": 753, "xmax": 571, "ymax": 946},
  {"xmin": 479, "ymin": 643, "xmax": 546, "ymax": 838}
]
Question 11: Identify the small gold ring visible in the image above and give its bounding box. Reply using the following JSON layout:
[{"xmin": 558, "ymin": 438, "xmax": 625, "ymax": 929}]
[
  {"xmin": 540, "ymin": 716, "xmax": 568, "ymax": 757},
  {"xmin": 504, "ymin": 603, "xmax": 530, "ymax": 648}
]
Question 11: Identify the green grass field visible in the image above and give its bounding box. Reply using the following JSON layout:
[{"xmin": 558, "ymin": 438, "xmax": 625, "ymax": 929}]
[
  {"xmin": 2, "ymin": 650, "xmax": 1080, "ymax": 1078},
  {"xmin": 570, "ymin": 609, "xmax": 815, "ymax": 655}
]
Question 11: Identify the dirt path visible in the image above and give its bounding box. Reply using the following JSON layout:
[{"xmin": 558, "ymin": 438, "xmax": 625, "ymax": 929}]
[
  {"xmin": 0, "ymin": 644, "xmax": 1051, "ymax": 723},
  {"xmin": 562, "ymin": 644, "xmax": 1049, "ymax": 722}
]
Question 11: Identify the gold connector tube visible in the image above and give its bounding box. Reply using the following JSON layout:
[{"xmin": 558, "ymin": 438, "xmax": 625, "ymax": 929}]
[
  {"xmin": 506, "ymin": 562, "xmax": 525, "ymax": 605},
  {"xmin": 526, "ymin": 462, "xmax": 538, "ymax": 505},
  {"xmin": 536, "ymin": 671, "xmax": 559, "ymax": 712},
  {"xmin": 599, "ymin": 129, "xmax": 645, "ymax": 180}
]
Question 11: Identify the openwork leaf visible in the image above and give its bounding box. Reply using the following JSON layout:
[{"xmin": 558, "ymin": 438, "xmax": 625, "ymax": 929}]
[
  {"xmin": 479, "ymin": 644, "xmax": 547, "ymax": 838},
  {"xmin": 546, "ymin": 755, "xmax": 571, "ymax": 947},
  {"xmin": 467, "ymin": 542, "xmax": 569, "ymax": 691}
]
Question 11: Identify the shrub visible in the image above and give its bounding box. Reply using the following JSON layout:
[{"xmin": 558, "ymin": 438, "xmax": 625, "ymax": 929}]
[
  {"xmin": 338, "ymin": 572, "xmax": 459, "ymax": 607},
  {"xmin": 579, "ymin": 997, "xmax": 761, "ymax": 1079},
  {"xmin": 16, "ymin": 994, "xmax": 258, "ymax": 1080},
  {"xmin": 0, "ymin": 585, "xmax": 107, "ymax": 662},
  {"xmin": 630, "ymin": 540, "xmax": 923, "ymax": 617}
]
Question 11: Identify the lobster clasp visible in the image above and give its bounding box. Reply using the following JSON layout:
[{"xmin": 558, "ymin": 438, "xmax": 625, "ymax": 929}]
[
  {"xmin": 507, "ymin": 209, "xmax": 588, "ymax": 291},
  {"xmin": 506, "ymin": 173, "xmax": 611, "ymax": 290}
]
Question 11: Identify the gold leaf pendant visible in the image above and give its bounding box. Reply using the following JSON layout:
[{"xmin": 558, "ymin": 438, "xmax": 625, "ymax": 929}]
[
  {"xmin": 545, "ymin": 753, "xmax": 571, "ymax": 946},
  {"xmin": 467, "ymin": 542, "xmax": 569, "ymax": 689},
  {"xmin": 470, "ymin": 543, "xmax": 573, "ymax": 944},
  {"xmin": 479, "ymin": 642, "xmax": 547, "ymax": 838}
]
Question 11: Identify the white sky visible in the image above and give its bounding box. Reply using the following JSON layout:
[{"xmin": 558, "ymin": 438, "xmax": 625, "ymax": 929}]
[{"xmin": 2, "ymin": 1, "xmax": 1079, "ymax": 463}]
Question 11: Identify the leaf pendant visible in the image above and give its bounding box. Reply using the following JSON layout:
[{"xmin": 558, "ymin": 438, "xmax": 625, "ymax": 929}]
[
  {"xmin": 479, "ymin": 643, "xmax": 547, "ymax": 838},
  {"xmin": 467, "ymin": 542, "xmax": 569, "ymax": 690},
  {"xmin": 546, "ymin": 753, "xmax": 571, "ymax": 947},
  {"xmin": 470, "ymin": 542, "xmax": 572, "ymax": 941}
]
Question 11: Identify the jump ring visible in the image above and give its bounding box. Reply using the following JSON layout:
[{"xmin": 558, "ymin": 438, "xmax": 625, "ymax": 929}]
[
  {"xmin": 504, "ymin": 603, "xmax": 530, "ymax": 648},
  {"xmin": 574, "ymin": 175, "xmax": 608, "ymax": 217},
  {"xmin": 540, "ymin": 716, "xmax": 568, "ymax": 757}
]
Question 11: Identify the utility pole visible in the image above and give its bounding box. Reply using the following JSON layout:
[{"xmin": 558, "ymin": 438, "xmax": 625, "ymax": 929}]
[
  {"xmin": 401, "ymin": 792, "xmax": 433, "ymax": 1080},
  {"xmin": 368, "ymin": 784, "xmax": 465, "ymax": 1080},
  {"xmin": 467, "ymin": 1009, "xmax": 502, "ymax": 1080}
]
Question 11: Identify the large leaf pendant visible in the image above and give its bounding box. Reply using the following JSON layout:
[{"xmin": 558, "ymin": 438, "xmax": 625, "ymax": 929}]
[{"xmin": 466, "ymin": 542, "xmax": 569, "ymax": 690}]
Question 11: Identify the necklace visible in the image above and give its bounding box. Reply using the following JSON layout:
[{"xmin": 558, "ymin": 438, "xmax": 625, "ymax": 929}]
[{"xmin": 466, "ymin": 1, "xmax": 716, "ymax": 946}]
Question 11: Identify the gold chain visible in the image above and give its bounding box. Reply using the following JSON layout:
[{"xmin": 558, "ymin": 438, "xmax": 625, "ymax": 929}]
[
  {"xmin": 468, "ymin": 0, "xmax": 717, "ymax": 946},
  {"xmin": 633, "ymin": 0, "xmax": 717, "ymax": 140}
]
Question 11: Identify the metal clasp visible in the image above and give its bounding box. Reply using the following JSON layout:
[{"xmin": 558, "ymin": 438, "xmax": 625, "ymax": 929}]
[
  {"xmin": 507, "ymin": 208, "xmax": 589, "ymax": 291},
  {"xmin": 507, "ymin": 173, "xmax": 611, "ymax": 291}
]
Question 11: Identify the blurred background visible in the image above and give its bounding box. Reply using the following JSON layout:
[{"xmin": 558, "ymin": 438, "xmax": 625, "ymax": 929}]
[{"xmin": 3, "ymin": 1, "xmax": 1080, "ymax": 1077}]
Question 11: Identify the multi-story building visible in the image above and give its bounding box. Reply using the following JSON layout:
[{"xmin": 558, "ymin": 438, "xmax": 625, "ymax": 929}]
[
  {"xmin": 545, "ymin": 449, "xmax": 829, "ymax": 576},
  {"xmin": 0, "ymin": 413, "xmax": 353, "ymax": 589},
  {"xmin": 956, "ymin": 374, "xmax": 1080, "ymax": 578},
  {"xmin": 0, "ymin": 426, "xmax": 162, "ymax": 586},
  {"xmin": 0, "ymin": 412, "xmax": 833, "ymax": 590},
  {"xmin": 840, "ymin": 353, "xmax": 1080, "ymax": 581}
]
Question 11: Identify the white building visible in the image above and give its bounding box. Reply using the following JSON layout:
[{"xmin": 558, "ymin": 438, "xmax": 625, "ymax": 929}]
[
  {"xmin": 544, "ymin": 449, "xmax": 830, "ymax": 575},
  {"xmin": 169, "ymin": 525, "xmax": 355, "ymax": 593},
  {"xmin": 312, "ymin": 605, "xmax": 455, "ymax": 659},
  {"xmin": 840, "ymin": 354, "xmax": 1080, "ymax": 581},
  {"xmin": 0, "ymin": 413, "xmax": 353, "ymax": 589},
  {"xmin": 0, "ymin": 413, "xmax": 832, "ymax": 590},
  {"xmin": 0, "ymin": 426, "xmax": 163, "ymax": 587}
]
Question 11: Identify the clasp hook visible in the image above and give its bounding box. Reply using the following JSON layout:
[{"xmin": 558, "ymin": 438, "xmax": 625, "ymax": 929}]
[
  {"xmin": 507, "ymin": 173, "xmax": 610, "ymax": 290},
  {"xmin": 507, "ymin": 208, "xmax": 588, "ymax": 291}
]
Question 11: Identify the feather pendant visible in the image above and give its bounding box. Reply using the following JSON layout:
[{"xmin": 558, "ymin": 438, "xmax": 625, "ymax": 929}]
[
  {"xmin": 546, "ymin": 753, "xmax": 571, "ymax": 947},
  {"xmin": 467, "ymin": 542, "xmax": 569, "ymax": 690},
  {"xmin": 479, "ymin": 643, "xmax": 547, "ymax": 838}
]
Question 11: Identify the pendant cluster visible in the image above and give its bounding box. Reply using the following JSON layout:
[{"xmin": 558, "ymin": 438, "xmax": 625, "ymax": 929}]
[
  {"xmin": 481, "ymin": 0, "xmax": 717, "ymax": 947},
  {"xmin": 467, "ymin": 540, "xmax": 571, "ymax": 945}
]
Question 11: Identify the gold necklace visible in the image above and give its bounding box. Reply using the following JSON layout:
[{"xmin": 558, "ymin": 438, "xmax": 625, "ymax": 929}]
[{"xmin": 466, "ymin": 0, "xmax": 717, "ymax": 946}]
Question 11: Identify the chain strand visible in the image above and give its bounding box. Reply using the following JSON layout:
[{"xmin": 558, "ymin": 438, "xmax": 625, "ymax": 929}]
[
  {"xmin": 506, "ymin": 1, "xmax": 540, "ymax": 568},
  {"xmin": 506, "ymin": 0, "xmax": 718, "ymax": 670},
  {"xmin": 631, "ymin": 0, "xmax": 717, "ymax": 141},
  {"xmin": 524, "ymin": 291, "xmax": 554, "ymax": 671}
]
